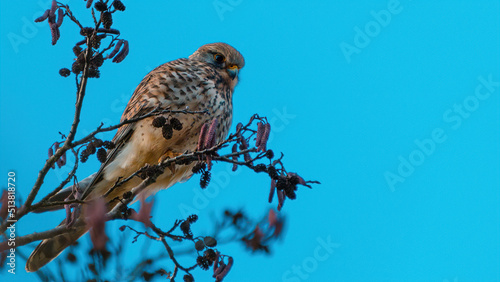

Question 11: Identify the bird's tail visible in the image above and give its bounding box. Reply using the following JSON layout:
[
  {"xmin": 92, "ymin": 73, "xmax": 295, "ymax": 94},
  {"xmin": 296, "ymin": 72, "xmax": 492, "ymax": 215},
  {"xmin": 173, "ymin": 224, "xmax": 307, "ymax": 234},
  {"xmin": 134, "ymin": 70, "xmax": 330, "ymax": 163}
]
[
  {"xmin": 25, "ymin": 221, "xmax": 89, "ymax": 272},
  {"xmin": 26, "ymin": 173, "xmax": 107, "ymax": 272}
]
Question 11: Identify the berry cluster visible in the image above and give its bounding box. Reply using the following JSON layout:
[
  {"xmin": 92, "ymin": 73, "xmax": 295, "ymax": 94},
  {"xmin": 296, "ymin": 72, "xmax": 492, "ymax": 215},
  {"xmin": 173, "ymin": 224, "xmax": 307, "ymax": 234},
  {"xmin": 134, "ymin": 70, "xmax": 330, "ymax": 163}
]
[
  {"xmin": 80, "ymin": 139, "xmax": 115, "ymax": 163},
  {"xmin": 152, "ymin": 116, "xmax": 184, "ymax": 140},
  {"xmin": 34, "ymin": 1, "xmax": 129, "ymax": 79}
]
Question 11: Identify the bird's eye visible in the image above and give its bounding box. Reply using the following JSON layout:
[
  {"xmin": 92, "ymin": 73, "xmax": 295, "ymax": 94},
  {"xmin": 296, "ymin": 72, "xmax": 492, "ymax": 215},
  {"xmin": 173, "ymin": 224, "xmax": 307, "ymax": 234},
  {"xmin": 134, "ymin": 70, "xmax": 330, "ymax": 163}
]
[{"xmin": 214, "ymin": 53, "xmax": 225, "ymax": 63}]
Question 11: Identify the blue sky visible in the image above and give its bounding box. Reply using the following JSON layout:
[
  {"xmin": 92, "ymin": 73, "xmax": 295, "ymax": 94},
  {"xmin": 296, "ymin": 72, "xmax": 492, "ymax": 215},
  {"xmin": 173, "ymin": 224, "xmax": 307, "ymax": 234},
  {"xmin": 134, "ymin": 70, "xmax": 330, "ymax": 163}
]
[{"xmin": 1, "ymin": 0, "xmax": 499, "ymax": 281}]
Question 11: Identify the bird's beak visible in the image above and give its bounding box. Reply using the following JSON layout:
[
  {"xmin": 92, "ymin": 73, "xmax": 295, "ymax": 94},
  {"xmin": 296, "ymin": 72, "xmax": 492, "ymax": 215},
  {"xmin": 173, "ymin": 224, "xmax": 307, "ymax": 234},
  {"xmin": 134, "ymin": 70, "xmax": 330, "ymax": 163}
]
[{"xmin": 227, "ymin": 65, "xmax": 239, "ymax": 80}]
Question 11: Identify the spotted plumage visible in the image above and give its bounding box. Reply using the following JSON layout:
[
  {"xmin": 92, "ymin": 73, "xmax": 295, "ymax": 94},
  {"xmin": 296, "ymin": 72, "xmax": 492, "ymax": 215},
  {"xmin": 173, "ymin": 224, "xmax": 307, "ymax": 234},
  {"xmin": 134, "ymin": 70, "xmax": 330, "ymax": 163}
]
[{"xmin": 26, "ymin": 43, "xmax": 245, "ymax": 272}]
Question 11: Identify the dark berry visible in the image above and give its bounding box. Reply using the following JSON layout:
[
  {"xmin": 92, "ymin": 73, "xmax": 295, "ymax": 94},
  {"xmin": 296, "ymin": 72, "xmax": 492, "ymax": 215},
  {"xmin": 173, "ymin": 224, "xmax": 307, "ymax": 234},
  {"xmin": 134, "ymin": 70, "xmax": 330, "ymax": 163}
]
[
  {"xmin": 76, "ymin": 51, "xmax": 86, "ymax": 65},
  {"xmin": 91, "ymin": 53, "xmax": 104, "ymax": 67},
  {"xmin": 92, "ymin": 139, "xmax": 104, "ymax": 148},
  {"xmin": 254, "ymin": 164, "xmax": 267, "ymax": 172},
  {"xmin": 194, "ymin": 240, "xmax": 205, "ymax": 251},
  {"xmin": 87, "ymin": 143, "xmax": 96, "ymax": 154},
  {"xmin": 103, "ymin": 141, "xmax": 115, "ymax": 149},
  {"xmin": 112, "ymin": 0, "xmax": 126, "ymax": 11},
  {"xmin": 196, "ymin": 256, "xmax": 210, "ymax": 270},
  {"xmin": 59, "ymin": 68, "xmax": 71, "ymax": 77},
  {"xmin": 80, "ymin": 150, "xmax": 89, "ymax": 163},
  {"xmin": 204, "ymin": 249, "xmax": 216, "ymax": 263},
  {"xmin": 170, "ymin": 118, "xmax": 183, "ymax": 131},
  {"xmin": 71, "ymin": 61, "xmax": 83, "ymax": 74},
  {"xmin": 94, "ymin": 1, "xmax": 107, "ymax": 12},
  {"xmin": 90, "ymin": 35, "xmax": 101, "ymax": 49},
  {"xmin": 73, "ymin": 45, "xmax": 82, "ymax": 56},
  {"xmin": 180, "ymin": 221, "xmax": 192, "ymax": 238},
  {"xmin": 183, "ymin": 274, "xmax": 194, "ymax": 282},
  {"xmin": 203, "ymin": 236, "xmax": 217, "ymax": 247},
  {"xmin": 162, "ymin": 124, "xmax": 173, "ymax": 139},
  {"xmin": 102, "ymin": 11, "xmax": 113, "ymax": 29},
  {"xmin": 265, "ymin": 149, "xmax": 274, "ymax": 159},
  {"xmin": 80, "ymin": 27, "xmax": 94, "ymax": 36},
  {"xmin": 192, "ymin": 162, "xmax": 206, "ymax": 174},
  {"xmin": 267, "ymin": 165, "xmax": 278, "ymax": 179},
  {"xmin": 96, "ymin": 148, "xmax": 107, "ymax": 163},
  {"xmin": 284, "ymin": 186, "xmax": 297, "ymax": 200},
  {"xmin": 288, "ymin": 175, "xmax": 300, "ymax": 186},
  {"xmin": 200, "ymin": 170, "xmax": 211, "ymax": 189},
  {"xmin": 152, "ymin": 116, "xmax": 166, "ymax": 128},
  {"xmin": 188, "ymin": 214, "xmax": 198, "ymax": 223},
  {"xmin": 87, "ymin": 67, "xmax": 100, "ymax": 78},
  {"xmin": 276, "ymin": 177, "xmax": 287, "ymax": 190}
]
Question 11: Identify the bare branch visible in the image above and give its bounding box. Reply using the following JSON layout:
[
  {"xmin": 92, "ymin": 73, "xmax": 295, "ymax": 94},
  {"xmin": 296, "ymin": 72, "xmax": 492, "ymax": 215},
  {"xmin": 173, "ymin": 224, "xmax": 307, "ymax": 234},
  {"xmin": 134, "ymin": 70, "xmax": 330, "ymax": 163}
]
[{"xmin": 0, "ymin": 225, "xmax": 76, "ymax": 252}]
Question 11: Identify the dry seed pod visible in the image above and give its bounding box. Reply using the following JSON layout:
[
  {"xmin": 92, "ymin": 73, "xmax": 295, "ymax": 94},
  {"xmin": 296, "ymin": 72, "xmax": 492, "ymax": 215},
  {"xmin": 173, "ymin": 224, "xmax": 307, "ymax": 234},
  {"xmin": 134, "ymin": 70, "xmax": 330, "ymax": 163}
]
[
  {"xmin": 112, "ymin": 40, "xmax": 129, "ymax": 63},
  {"xmin": 204, "ymin": 119, "xmax": 219, "ymax": 148},
  {"xmin": 107, "ymin": 39, "xmax": 123, "ymax": 59},
  {"xmin": 197, "ymin": 123, "xmax": 209, "ymax": 151},
  {"xmin": 56, "ymin": 8, "xmax": 64, "ymax": 27},
  {"xmin": 35, "ymin": 9, "xmax": 50, "ymax": 22}
]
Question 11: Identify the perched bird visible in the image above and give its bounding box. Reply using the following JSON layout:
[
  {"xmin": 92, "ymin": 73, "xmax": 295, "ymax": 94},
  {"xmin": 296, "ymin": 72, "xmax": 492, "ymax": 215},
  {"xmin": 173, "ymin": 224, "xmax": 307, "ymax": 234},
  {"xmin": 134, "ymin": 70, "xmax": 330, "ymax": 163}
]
[{"xmin": 26, "ymin": 42, "xmax": 245, "ymax": 272}]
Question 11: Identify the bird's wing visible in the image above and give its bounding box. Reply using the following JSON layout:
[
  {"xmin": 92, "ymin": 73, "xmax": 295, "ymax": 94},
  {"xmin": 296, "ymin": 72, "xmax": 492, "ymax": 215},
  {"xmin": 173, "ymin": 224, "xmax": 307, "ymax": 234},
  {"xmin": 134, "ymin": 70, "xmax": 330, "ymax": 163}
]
[{"xmin": 80, "ymin": 64, "xmax": 168, "ymax": 200}]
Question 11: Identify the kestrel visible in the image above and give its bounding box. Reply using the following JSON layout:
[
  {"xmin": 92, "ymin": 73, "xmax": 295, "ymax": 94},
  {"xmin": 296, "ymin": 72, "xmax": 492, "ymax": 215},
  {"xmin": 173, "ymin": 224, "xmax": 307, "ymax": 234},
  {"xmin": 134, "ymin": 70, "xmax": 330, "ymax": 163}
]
[{"xmin": 26, "ymin": 42, "xmax": 245, "ymax": 272}]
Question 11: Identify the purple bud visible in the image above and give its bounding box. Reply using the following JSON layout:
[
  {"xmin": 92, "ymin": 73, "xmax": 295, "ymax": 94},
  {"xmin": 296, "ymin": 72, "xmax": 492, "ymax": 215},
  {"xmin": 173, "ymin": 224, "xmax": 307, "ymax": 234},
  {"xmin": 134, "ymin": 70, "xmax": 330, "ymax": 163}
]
[
  {"xmin": 205, "ymin": 118, "xmax": 219, "ymax": 149},
  {"xmin": 231, "ymin": 144, "xmax": 238, "ymax": 172},
  {"xmin": 49, "ymin": 146, "xmax": 55, "ymax": 169},
  {"xmin": 215, "ymin": 257, "xmax": 233, "ymax": 282},
  {"xmin": 255, "ymin": 122, "xmax": 264, "ymax": 147},
  {"xmin": 243, "ymin": 152, "xmax": 252, "ymax": 163},
  {"xmin": 213, "ymin": 263, "xmax": 226, "ymax": 277},
  {"xmin": 35, "ymin": 9, "xmax": 50, "ymax": 23},
  {"xmin": 106, "ymin": 39, "xmax": 123, "ymax": 58},
  {"xmin": 48, "ymin": 147, "xmax": 54, "ymax": 158},
  {"xmin": 64, "ymin": 204, "xmax": 73, "ymax": 226},
  {"xmin": 206, "ymin": 155, "xmax": 213, "ymax": 171},
  {"xmin": 258, "ymin": 123, "xmax": 271, "ymax": 152},
  {"xmin": 238, "ymin": 135, "xmax": 247, "ymax": 150},
  {"xmin": 56, "ymin": 8, "xmax": 64, "ymax": 27},
  {"xmin": 60, "ymin": 150, "xmax": 67, "ymax": 166},
  {"xmin": 112, "ymin": 39, "xmax": 129, "ymax": 63},
  {"xmin": 277, "ymin": 190, "xmax": 285, "ymax": 211},
  {"xmin": 268, "ymin": 179, "xmax": 276, "ymax": 203},
  {"xmin": 238, "ymin": 135, "xmax": 252, "ymax": 165},
  {"xmin": 197, "ymin": 123, "xmax": 209, "ymax": 151},
  {"xmin": 49, "ymin": 0, "xmax": 57, "ymax": 17},
  {"xmin": 289, "ymin": 173, "xmax": 306, "ymax": 186},
  {"xmin": 86, "ymin": 0, "xmax": 94, "ymax": 9},
  {"xmin": 49, "ymin": 22, "xmax": 59, "ymax": 45},
  {"xmin": 236, "ymin": 122, "xmax": 243, "ymax": 133},
  {"xmin": 213, "ymin": 251, "xmax": 220, "ymax": 274}
]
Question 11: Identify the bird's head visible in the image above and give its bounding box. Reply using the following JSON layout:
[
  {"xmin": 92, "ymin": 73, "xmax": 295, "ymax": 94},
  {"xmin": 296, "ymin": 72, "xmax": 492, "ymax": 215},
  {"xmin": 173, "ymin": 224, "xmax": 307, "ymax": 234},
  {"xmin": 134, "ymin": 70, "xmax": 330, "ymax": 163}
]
[{"xmin": 189, "ymin": 42, "xmax": 245, "ymax": 88}]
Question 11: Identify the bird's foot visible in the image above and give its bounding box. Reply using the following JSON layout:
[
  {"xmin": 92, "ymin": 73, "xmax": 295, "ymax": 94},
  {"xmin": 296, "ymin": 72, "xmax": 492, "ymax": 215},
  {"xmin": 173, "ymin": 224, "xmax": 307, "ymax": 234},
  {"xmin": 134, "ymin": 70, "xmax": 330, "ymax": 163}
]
[{"xmin": 158, "ymin": 151, "xmax": 183, "ymax": 174}]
